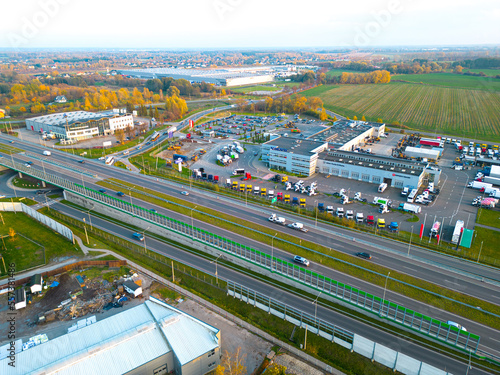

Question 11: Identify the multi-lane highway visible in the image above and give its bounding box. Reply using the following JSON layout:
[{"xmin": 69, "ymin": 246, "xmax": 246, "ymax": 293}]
[
  {"xmin": 1, "ymin": 135, "xmax": 499, "ymax": 362},
  {"xmin": 40, "ymin": 200, "xmax": 493, "ymax": 375}
]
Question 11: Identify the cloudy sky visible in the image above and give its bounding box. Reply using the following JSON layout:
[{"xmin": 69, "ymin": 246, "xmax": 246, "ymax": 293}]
[{"xmin": 2, "ymin": 0, "xmax": 499, "ymax": 49}]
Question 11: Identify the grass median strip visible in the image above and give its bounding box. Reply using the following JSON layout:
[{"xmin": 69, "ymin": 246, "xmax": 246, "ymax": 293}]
[
  {"xmin": 44, "ymin": 204, "xmax": 499, "ymax": 374},
  {"xmin": 96, "ymin": 178, "xmax": 500, "ymax": 330}
]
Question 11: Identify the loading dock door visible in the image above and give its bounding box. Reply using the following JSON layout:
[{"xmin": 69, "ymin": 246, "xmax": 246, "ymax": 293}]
[{"xmin": 383, "ymin": 178, "xmax": 392, "ymax": 186}]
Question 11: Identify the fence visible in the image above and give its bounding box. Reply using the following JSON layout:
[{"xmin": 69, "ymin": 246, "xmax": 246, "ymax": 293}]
[
  {"xmin": 227, "ymin": 281, "xmax": 452, "ymax": 375},
  {"xmin": 0, "ymin": 156, "xmax": 481, "ymax": 353},
  {"xmin": 0, "ymin": 201, "xmax": 74, "ymax": 242}
]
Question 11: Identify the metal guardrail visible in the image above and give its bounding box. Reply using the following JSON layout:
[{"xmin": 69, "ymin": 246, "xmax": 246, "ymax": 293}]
[{"xmin": 0, "ymin": 155, "xmax": 481, "ymax": 353}]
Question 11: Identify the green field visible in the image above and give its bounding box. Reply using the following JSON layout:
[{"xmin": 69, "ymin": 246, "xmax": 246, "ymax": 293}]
[
  {"xmin": 393, "ymin": 72, "xmax": 500, "ymax": 91},
  {"xmin": 303, "ymin": 82, "xmax": 500, "ymax": 140},
  {"xmin": 231, "ymin": 85, "xmax": 283, "ymax": 93}
]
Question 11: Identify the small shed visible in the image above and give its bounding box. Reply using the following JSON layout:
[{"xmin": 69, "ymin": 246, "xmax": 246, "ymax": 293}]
[
  {"xmin": 30, "ymin": 274, "xmax": 43, "ymax": 294},
  {"xmin": 123, "ymin": 280, "xmax": 142, "ymax": 298},
  {"xmin": 75, "ymin": 275, "xmax": 85, "ymax": 288},
  {"xmin": 15, "ymin": 289, "xmax": 26, "ymax": 310},
  {"xmin": 201, "ymin": 129, "xmax": 215, "ymax": 138}
]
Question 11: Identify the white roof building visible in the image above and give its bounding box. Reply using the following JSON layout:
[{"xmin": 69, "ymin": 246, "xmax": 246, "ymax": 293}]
[{"xmin": 0, "ymin": 297, "xmax": 221, "ymax": 375}]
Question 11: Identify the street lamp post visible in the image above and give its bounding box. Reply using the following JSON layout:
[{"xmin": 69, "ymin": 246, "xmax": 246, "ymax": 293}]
[
  {"xmin": 82, "ymin": 218, "xmax": 89, "ymax": 245},
  {"xmin": 190, "ymin": 206, "xmax": 198, "ymax": 240},
  {"xmin": 270, "ymin": 233, "xmax": 278, "ymax": 272},
  {"xmin": 142, "ymin": 226, "xmax": 150, "ymax": 253},
  {"xmin": 314, "ymin": 200, "xmax": 318, "ymax": 227},
  {"xmin": 210, "ymin": 254, "xmax": 222, "ymax": 284},
  {"xmin": 87, "ymin": 205, "xmax": 94, "ymax": 230},
  {"xmin": 312, "ymin": 291, "xmax": 322, "ymax": 325},
  {"xmin": 381, "ymin": 271, "xmax": 391, "ymax": 317},
  {"xmin": 407, "ymin": 225, "xmax": 414, "ymax": 256},
  {"xmin": 477, "ymin": 241, "xmax": 483, "ymax": 263}
]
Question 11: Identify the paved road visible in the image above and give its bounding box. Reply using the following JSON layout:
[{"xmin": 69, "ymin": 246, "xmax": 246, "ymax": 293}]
[
  {"xmin": 35, "ymin": 200, "xmax": 492, "ymax": 375},
  {"xmin": 1, "ymin": 136, "xmax": 499, "ymax": 359}
]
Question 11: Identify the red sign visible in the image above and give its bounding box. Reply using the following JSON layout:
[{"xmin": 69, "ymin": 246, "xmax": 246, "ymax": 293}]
[
  {"xmin": 189, "ymin": 120, "xmax": 194, "ymax": 128},
  {"xmin": 419, "ymin": 223, "xmax": 424, "ymax": 238},
  {"xmin": 436, "ymin": 234, "xmax": 440, "ymax": 244}
]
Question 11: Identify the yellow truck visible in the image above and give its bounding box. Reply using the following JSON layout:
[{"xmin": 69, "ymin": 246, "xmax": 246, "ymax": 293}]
[
  {"xmin": 299, "ymin": 198, "xmax": 306, "ymax": 207},
  {"xmin": 377, "ymin": 218, "xmax": 386, "ymax": 228},
  {"xmin": 261, "ymin": 188, "xmax": 267, "ymax": 196},
  {"xmin": 240, "ymin": 184, "xmax": 245, "ymax": 192},
  {"xmin": 232, "ymin": 181, "xmax": 238, "ymax": 190},
  {"xmin": 246, "ymin": 185, "xmax": 252, "ymax": 193},
  {"xmin": 284, "ymin": 194, "xmax": 290, "ymax": 203}
]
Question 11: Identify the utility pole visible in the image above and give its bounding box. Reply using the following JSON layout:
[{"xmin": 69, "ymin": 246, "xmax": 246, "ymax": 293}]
[
  {"xmin": 171, "ymin": 261, "xmax": 175, "ymax": 283},
  {"xmin": 83, "ymin": 218, "xmax": 89, "ymax": 245},
  {"xmin": 381, "ymin": 271, "xmax": 391, "ymax": 317}
]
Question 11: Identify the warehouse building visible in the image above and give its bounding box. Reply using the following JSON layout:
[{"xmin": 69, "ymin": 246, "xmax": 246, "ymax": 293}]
[
  {"xmin": 404, "ymin": 146, "xmax": 441, "ymax": 161},
  {"xmin": 118, "ymin": 67, "xmax": 274, "ymax": 87},
  {"xmin": 0, "ymin": 297, "xmax": 221, "ymax": 375},
  {"xmin": 262, "ymin": 137, "xmax": 329, "ymax": 176},
  {"xmin": 309, "ymin": 120, "xmax": 386, "ymax": 150},
  {"xmin": 25, "ymin": 109, "xmax": 134, "ymax": 141},
  {"xmin": 317, "ymin": 150, "xmax": 428, "ymax": 189}
]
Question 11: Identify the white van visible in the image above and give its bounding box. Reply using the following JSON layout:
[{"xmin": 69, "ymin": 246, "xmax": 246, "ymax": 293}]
[
  {"xmin": 446, "ymin": 320, "xmax": 467, "ymax": 332},
  {"xmin": 42, "ymin": 151, "xmax": 51, "ymax": 156}
]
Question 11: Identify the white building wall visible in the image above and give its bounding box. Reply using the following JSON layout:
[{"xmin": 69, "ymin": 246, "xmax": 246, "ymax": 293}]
[
  {"xmin": 317, "ymin": 159, "xmax": 422, "ymax": 189},
  {"xmin": 225, "ymin": 75, "xmax": 274, "ymax": 87},
  {"xmin": 108, "ymin": 115, "xmax": 134, "ymax": 132}
]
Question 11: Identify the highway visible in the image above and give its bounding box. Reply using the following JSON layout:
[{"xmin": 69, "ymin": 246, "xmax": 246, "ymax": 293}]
[
  {"xmin": 41, "ymin": 200, "xmax": 493, "ymax": 375},
  {"xmin": 1, "ymin": 135, "xmax": 499, "ymax": 358}
]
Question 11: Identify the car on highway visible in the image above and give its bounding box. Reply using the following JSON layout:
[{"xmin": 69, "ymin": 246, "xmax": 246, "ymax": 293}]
[
  {"xmin": 116, "ymin": 192, "xmax": 125, "ymax": 197},
  {"xmin": 98, "ymin": 189, "xmax": 106, "ymax": 193},
  {"xmin": 180, "ymin": 191, "xmax": 189, "ymax": 196},
  {"xmin": 150, "ymin": 209, "xmax": 157, "ymax": 213},
  {"xmin": 78, "ymin": 160, "xmax": 85, "ymax": 164},
  {"xmin": 446, "ymin": 320, "xmax": 467, "ymax": 332},
  {"xmin": 355, "ymin": 252, "xmax": 372, "ymax": 260},
  {"xmin": 132, "ymin": 233, "xmax": 144, "ymax": 241},
  {"xmin": 9, "ymin": 140, "xmax": 14, "ymax": 144},
  {"xmin": 293, "ymin": 255, "xmax": 310, "ymax": 267}
]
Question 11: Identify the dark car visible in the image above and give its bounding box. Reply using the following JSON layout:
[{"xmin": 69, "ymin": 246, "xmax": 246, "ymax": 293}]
[
  {"xmin": 78, "ymin": 160, "xmax": 85, "ymax": 164},
  {"xmin": 356, "ymin": 252, "xmax": 372, "ymax": 260},
  {"xmin": 98, "ymin": 189, "xmax": 107, "ymax": 193},
  {"xmin": 116, "ymin": 191, "xmax": 125, "ymax": 197},
  {"xmin": 150, "ymin": 209, "xmax": 157, "ymax": 213}
]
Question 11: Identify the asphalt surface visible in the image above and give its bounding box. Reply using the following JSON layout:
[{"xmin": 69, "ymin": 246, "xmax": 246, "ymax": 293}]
[
  {"xmin": 35, "ymin": 200, "xmax": 494, "ymax": 375},
  {"xmin": 1, "ymin": 135, "xmax": 499, "ymax": 361}
]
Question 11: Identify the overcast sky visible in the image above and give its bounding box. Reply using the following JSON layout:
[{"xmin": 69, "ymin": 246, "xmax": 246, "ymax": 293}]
[{"xmin": 2, "ymin": 0, "xmax": 499, "ymax": 49}]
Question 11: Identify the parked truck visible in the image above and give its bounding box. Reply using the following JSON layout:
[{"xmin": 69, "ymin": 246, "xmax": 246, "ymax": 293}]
[
  {"xmin": 373, "ymin": 197, "xmax": 392, "ymax": 207},
  {"xmin": 429, "ymin": 221, "xmax": 441, "ymax": 237},
  {"xmin": 483, "ymin": 176, "xmax": 500, "ymax": 186},
  {"xmin": 378, "ymin": 183, "xmax": 388, "ymax": 193},
  {"xmin": 398, "ymin": 203, "xmax": 421, "ymax": 214},
  {"xmin": 467, "ymin": 181, "xmax": 493, "ymax": 190},
  {"xmin": 355, "ymin": 212, "xmax": 364, "ymax": 223},
  {"xmin": 451, "ymin": 220, "xmax": 464, "ymax": 244}
]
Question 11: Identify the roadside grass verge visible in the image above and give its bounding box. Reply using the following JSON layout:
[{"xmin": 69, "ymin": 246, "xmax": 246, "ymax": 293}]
[
  {"xmin": 476, "ymin": 208, "xmax": 500, "ymax": 229},
  {"xmin": 0, "ymin": 212, "xmax": 82, "ymax": 277},
  {"xmin": 96, "ymin": 178, "xmax": 500, "ymax": 329},
  {"xmin": 47, "ymin": 205, "xmax": 500, "ymax": 375},
  {"xmin": 0, "ymin": 197, "xmax": 37, "ymax": 206}
]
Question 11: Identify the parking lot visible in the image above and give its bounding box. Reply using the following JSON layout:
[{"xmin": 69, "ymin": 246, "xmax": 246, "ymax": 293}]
[{"xmin": 188, "ymin": 126, "xmax": 484, "ymax": 243}]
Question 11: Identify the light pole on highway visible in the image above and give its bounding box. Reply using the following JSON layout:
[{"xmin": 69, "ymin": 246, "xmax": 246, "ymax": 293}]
[
  {"xmin": 312, "ymin": 291, "xmax": 322, "ymax": 325},
  {"xmin": 82, "ymin": 218, "xmax": 89, "ymax": 245},
  {"xmin": 87, "ymin": 205, "xmax": 94, "ymax": 230},
  {"xmin": 381, "ymin": 271, "xmax": 390, "ymax": 317},
  {"xmin": 477, "ymin": 241, "xmax": 483, "ymax": 263},
  {"xmin": 190, "ymin": 206, "xmax": 198, "ymax": 240},
  {"xmin": 270, "ymin": 233, "xmax": 278, "ymax": 272},
  {"xmin": 314, "ymin": 200, "xmax": 318, "ymax": 227},
  {"xmin": 407, "ymin": 225, "xmax": 414, "ymax": 256},
  {"xmin": 210, "ymin": 254, "xmax": 222, "ymax": 285},
  {"xmin": 142, "ymin": 226, "xmax": 150, "ymax": 253}
]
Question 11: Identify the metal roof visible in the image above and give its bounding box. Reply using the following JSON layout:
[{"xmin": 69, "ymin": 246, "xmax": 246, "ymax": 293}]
[
  {"xmin": 26, "ymin": 110, "xmax": 127, "ymax": 127},
  {"xmin": 0, "ymin": 297, "xmax": 219, "ymax": 374},
  {"xmin": 263, "ymin": 137, "xmax": 328, "ymax": 157}
]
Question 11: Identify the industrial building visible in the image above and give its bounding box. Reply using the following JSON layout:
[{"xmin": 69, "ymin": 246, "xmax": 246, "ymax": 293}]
[
  {"xmin": 317, "ymin": 150, "xmax": 428, "ymax": 189},
  {"xmin": 25, "ymin": 109, "xmax": 134, "ymax": 141},
  {"xmin": 0, "ymin": 297, "xmax": 221, "ymax": 375},
  {"xmin": 309, "ymin": 120, "xmax": 385, "ymax": 150},
  {"xmin": 261, "ymin": 118, "xmax": 436, "ymax": 187},
  {"xmin": 118, "ymin": 65, "xmax": 316, "ymax": 87},
  {"xmin": 261, "ymin": 137, "xmax": 329, "ymax": 176},
  {"xmin": 404, "ymin": 146, "xmax": 441, "ymax": 161}
]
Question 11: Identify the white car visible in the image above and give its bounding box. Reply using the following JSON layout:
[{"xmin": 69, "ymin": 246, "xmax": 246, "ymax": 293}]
[
  {"xmin": 180, "ymin": 191, "xmax": 189, "ymax": 196},
  {"xmin": 446, "ymin": 320, "xmax": 467, "ymax": 332},
  {"xmin": 293, "ymin": 256, "xmax": 310, "ymax": 267}
]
